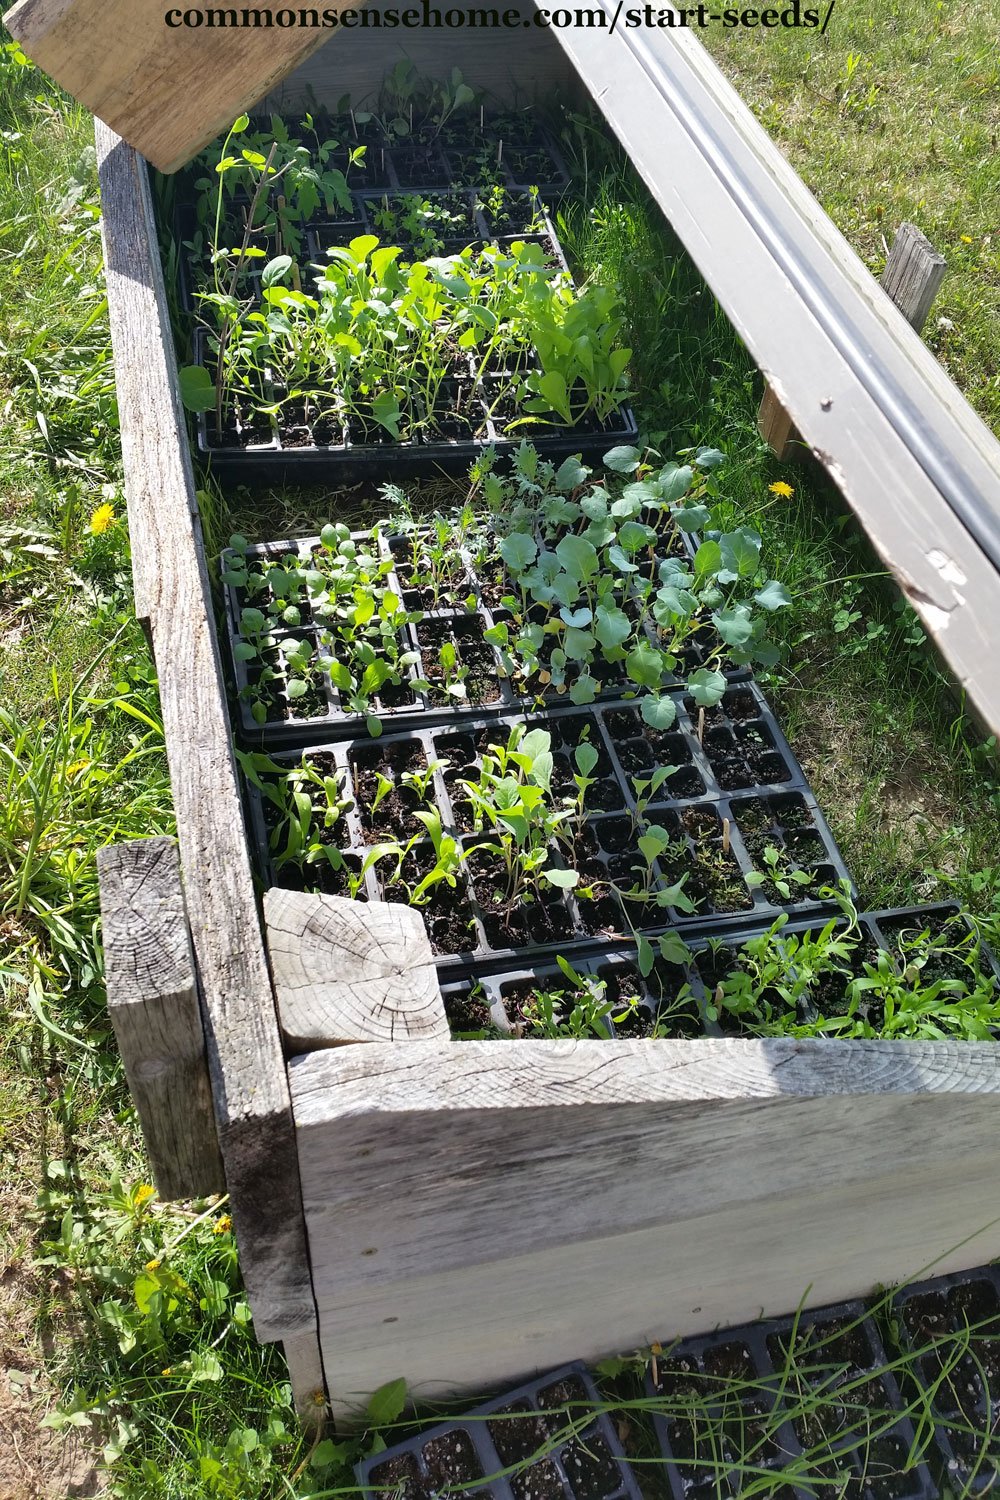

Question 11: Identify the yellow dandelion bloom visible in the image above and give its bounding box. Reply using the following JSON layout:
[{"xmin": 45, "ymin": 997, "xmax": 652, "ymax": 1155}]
[
  {"xmin": 212, "ymin": 1215, "xmax": 233, "ymax": 1235},
  {"xmin": 90, "ymin": 502, "xmax": 116, "ymax": 535},
  {"xmin": 134, "ymin": 1184, "xmax": 155, "ymax": 1206},
  {"xmin": 145, "ymin": 1258, "xmax": 161, "ymax": 1272},
  {"xmin": 960, "ymin": 235, "xmax": 973, "ymax": 244},
  {"xmin": 65, "ymin": 759, "xmax": 90, "ymax": 780},
  {"xmin": 162, "ymin": 1368, "xmax": 173, "ymax": 1377},
  {"xmin": 768, "ymin": 481, "xmax": 794, "ymax": 499}
]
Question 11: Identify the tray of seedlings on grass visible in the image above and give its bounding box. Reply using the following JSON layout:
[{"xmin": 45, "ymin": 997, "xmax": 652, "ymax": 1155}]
[
  {"xmin": 308, "ymin": 183, "xmax": 564, "ymax": 268},
  {"xmin": 355, "ymin": 1360, "xmax": 641, "ymax": 1500},
  {"xmin": 646, "ymin": 1302, "xmax": 936, "ymax": 1500},
  {"xmin": 890, "ymin": 1263, "xmax": 1000, "ymax": 1494},
  {"xmin": 446, "ymin": 440, "xmax": 790, "ymax": 712},
  {"xmin": 220, "ymin": 523, "xmax": 429, "ymax": 740},
  {"xmin": 166, "ymin": 70, "xmax": 571, "ymax": 311},
  {"xmin": 169, "ymin": 110, "xmax": 372, "ymax": 315},
  {"xmin": 238, "ymin": 704, "xmax": 851, "ymax": 976},
  {"xmin": 693, "ymin": 898, "xmax": 1000, "ymax": 1041}
]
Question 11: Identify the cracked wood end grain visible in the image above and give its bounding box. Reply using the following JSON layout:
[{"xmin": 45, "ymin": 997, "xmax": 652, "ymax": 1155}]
[
  {"xmin": 97, "ymin": 837, "xmax": 225, "ymax": 1201},
  {"xmin": 264, "ymin": 889, "xmax": 447, "ymax": 1052}
]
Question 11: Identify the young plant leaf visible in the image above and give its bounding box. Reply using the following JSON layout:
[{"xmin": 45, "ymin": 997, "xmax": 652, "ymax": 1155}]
[{"xmin": 641, "ymin": 695, "xmax": 678, "ymax": 730}]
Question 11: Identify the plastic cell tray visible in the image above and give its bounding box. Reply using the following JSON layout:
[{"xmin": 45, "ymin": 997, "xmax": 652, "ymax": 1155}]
[
  {"xmin": 243, "ymin": 705, "xmax": 853, "ymax": 978},
  {"xmin": 644, "ymin": 1302, "xmax": 937, "ymax": 1500},
  {"xmin": 891, "ymin": 1262, "xmax": 1000, "ymax": 1495},
  {"xmin": 222, "ymin": 531, "xmax": 759, "ymax": 746},
  {"xmin": 355, "ymin": 1361, "xmax": 641, "ymax": 1500}
]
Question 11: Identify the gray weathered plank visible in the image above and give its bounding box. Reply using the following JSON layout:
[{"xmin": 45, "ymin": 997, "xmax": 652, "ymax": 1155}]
[
  {"xmin": 264, "ymin": 889, "xmax": 447, "ymax": 1053},
  {"xmin": 881, "ymin": 222, "xmax": 947, "ymax": 335},
  {"xmin": 96, "ymin": 122, "xmax": 317, "ymax": 1346},
  {"xmin": 97, "ymin": 837, "xmax": 224, "ymax": 1201},
  {"xmin": 553, "ymin": 21, "xmax": 1000, "ymax": 735},
  {"xmin": 290, "ymin": 1038, "xmax": 1000, "ymax": 1414}
]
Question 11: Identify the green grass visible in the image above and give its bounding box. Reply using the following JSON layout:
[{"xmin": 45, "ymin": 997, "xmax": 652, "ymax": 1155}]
[
  {"xmin": 555, "ymin": 153, "xmax": 1000, "ymax": 937},
  {"xmin": 3, "ymin": 18, "xmax": 1000, "ymax": 1497},
  {"xmin": 701, "ymin": 0, "xmax": 1000, "ymax": 434}
]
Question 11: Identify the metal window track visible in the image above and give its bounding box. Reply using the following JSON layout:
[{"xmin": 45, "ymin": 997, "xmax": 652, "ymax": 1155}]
[{"xmin": 554, "ymin": 12, "xmax": 1000, "ymax": 732}]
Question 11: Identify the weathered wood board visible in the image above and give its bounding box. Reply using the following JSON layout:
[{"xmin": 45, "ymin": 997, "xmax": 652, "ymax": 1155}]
[
  {"xmin": 4, "ymin": 0, "xmax": 340, "ymax": 172},
  {"xmin": 291, "ymin": 1038, "xmax": 1000, "ymax": 1417},
  {"xmin": 97, "ymin": 837, "xmax": 225, "ymax": 1201},
  {"xmin": 95, "ymin": 122, "xmax": 317, "ymax": 1354}
]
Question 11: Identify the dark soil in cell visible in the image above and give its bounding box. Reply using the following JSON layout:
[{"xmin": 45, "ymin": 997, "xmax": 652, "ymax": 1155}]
[
  {"xmin": 537, "ymin": 1376, "xmax": 590, "ymax": 1408},
  {"xmin": 488, "ymin": 1402, "xmax": 552, "ymax": 1466},
  {"xmin": 702, "ymin": 1342, "xmax": 756, "ymax": 1384},
  {"xmin": 576, "ymin": 888, "xmax": 626, "ymax": 940},
  {"xmin": 391, "ymin": 145, "xmax": 452, "ymax": 188},
  {"xmin": 422, "ymin": 1430, "xmax": 486, "ymax": 1488},
  {"xmin": 444, "ymin": 985, "xmax": 498, "ymax": 1037},
  {"xmin": 510, "ymin": 1458, "xmax": 564, "ymax": 1500},
  {"xmin": 467, "ymin": 846, "xmax": 575, "ymax": 950},
  {"xmin": 417, "ymin": 616, "xmax": 503, "ymax": 707},
  {"xmin": 276, "ymin": 850, "xmax": 367, "ymax": 901},
  {"xmin": 351, "ymin": 740, "xmax": 428, "ymax": 842},
  {"xmin": 380, "ymin": 842, "xmax": 478, "ymax": 956},
  {"xmin": 367, "ymin": 1451, "xmax": 431, "ymax": 1500},
  {"xmin": 559, "ymin": 1432, "xmax": 623, "ymax": 1500}
]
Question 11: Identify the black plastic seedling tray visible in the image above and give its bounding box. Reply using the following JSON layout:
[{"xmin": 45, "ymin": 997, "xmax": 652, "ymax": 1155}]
[
  {"xmin": 222, "ymin": 532, "xmax": 757, "ymax": 746},
  {"xmin": 645, "ymin": 1301, "xmax": 936, "ymax": 1500},
  {"xmin": 891, "ymin": 1262, "xmax": 1000, "ymax": 1494},
  {"xmin": 243, "ymin": 704, "xmax": 852, "ymax": 979},
  {"xmin": 438, "ymin": 902, "xmax": 1000, "ymax": 1041},
  {"xmin": 355, "ymin": 1361, "xmax": 640, "ymax": 1500},
  {"xmin": 193, "ymin": 356, "xmax": 638, "ymax": 487}
]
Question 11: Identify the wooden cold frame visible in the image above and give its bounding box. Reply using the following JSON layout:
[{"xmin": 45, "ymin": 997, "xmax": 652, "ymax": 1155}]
[{"xmin": 92, "ymin": 16, "xmax": 1000, "ymax": 1419}]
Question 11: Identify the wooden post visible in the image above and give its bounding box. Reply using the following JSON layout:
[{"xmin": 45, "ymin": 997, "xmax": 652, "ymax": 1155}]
[
  {"xmin": 757, "ymin": 383, "xmax": 799, "ymax": 463},
  {"xmin": 758, "ymin": 222, "xmax": 947, "ymax": 460},
  {"xmin": 880, "ymin": 222, "xmax": 947, "ymax": 335},
  {"xmin": 265, "ymin": 890, "xmax": 448, "ymax": 1054},
  {"xmin": 97, "ymin": 837, "xmax": 225, "ymax": 1201}
]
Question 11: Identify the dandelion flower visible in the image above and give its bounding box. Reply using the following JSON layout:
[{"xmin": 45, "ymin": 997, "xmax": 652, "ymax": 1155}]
[
  {"xmin": 90, "ymin": 502, "xmax": 115, "ymax": 535},
  {"xmin": 134, "ymin": 1184, "xmax": 155, "ymax": 1206},
  {"xmin": 961, "ymin": 235, "xmax": 973, "ymax": 244},
  {"xmin": 212, "ymin": 1215, "xmax": 233, "ymax": 1235},
  {"xmin": 145, "ymin": 1258, "xmax": 161, "ymax": 1272},
  {"xmin": 768, "ymin": 481, "xmax": 794, "ymax": 499}
]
